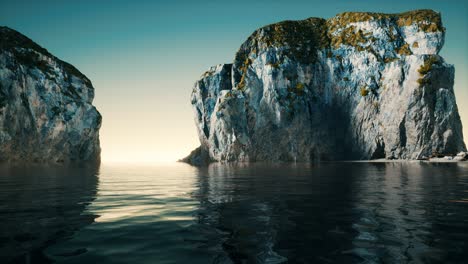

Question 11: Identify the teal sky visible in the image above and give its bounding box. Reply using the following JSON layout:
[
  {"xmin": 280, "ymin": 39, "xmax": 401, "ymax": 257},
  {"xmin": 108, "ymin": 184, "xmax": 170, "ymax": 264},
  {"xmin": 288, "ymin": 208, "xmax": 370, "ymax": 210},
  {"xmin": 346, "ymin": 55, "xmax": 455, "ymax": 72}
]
[{"xmin": 1, "ymin": 0, "xmax": 467, "ymax": 163}]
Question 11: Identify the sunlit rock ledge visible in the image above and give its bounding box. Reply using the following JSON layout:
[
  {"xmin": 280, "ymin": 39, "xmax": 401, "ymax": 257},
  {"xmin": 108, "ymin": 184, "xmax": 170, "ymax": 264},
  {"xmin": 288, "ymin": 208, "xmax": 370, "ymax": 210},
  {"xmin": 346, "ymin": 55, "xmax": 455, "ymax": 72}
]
[
  {"xmin": 183, "ymin": 10, "xmax": 466, "ymax": 165},
  {"xmin": 0, "ymin": 27, "xmax": 101, "ymax": 163}
]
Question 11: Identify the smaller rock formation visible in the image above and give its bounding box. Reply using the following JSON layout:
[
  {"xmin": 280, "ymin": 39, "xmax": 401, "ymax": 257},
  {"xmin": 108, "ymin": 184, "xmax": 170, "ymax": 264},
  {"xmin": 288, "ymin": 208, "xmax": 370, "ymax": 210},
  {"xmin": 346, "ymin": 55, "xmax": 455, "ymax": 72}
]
[{"xmin": 0, "ymin": 27, "xmax": 101, "ymax": 163}]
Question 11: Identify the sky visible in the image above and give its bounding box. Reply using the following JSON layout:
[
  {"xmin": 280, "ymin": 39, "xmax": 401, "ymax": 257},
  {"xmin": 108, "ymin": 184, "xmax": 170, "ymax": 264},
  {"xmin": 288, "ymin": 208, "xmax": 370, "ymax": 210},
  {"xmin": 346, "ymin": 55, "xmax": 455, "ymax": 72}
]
[{"xmin": 0, "ymin": 0, "xmax": 467, "ymax": 163}]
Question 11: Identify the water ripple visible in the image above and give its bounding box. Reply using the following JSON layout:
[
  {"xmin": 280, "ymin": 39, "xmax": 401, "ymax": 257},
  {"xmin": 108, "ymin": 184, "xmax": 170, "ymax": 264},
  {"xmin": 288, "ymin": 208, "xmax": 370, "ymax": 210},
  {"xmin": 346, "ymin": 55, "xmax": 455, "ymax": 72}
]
[{"xmin": 1, "ymin": 162, "xmax": 468, "ymax": 263}]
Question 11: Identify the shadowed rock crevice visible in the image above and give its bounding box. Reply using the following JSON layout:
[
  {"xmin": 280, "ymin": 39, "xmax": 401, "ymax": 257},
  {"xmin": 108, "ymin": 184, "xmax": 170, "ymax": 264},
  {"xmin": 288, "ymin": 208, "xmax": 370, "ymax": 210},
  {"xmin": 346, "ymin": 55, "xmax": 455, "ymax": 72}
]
[{"xmin": 399, "ymin": 115, "xmax": 407, "ymax": 148}]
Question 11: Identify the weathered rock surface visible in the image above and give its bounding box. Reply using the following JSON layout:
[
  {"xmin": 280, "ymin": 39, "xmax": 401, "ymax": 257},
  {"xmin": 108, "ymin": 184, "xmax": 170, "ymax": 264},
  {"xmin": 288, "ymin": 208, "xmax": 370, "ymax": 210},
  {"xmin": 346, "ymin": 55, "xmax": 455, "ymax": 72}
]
[
  {"xmin": 184, "ymin": 10, "xmax": 466, "ymax": 164},
  {"xmin": 0, "ymin": 27, "xmax": 101, "ymax": 163}
]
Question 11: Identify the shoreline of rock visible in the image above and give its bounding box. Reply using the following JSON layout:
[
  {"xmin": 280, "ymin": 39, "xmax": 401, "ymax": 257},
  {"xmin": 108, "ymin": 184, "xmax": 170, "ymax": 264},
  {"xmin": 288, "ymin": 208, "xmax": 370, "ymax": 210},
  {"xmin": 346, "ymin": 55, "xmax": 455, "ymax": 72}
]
[{"xmin": 180, "ymin": 149, "xmax": 467, "ymax": 166}]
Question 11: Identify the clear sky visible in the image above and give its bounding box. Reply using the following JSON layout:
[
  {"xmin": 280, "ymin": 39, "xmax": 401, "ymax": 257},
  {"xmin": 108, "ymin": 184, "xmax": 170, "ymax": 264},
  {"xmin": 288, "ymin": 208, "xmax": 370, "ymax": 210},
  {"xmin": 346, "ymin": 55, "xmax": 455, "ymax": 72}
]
[{"xmin": 1, "ymin": 0, "xmax": 467, "ymax": 163}]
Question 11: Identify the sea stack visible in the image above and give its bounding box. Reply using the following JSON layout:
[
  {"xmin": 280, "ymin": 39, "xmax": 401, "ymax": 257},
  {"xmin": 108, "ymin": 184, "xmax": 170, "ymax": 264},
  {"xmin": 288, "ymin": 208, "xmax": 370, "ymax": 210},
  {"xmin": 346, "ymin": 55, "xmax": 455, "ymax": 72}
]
[
  {"xmin": 0, "ymin": 27, "xmax": 101, "ymax": 163},
  {"xmin": 184, "ymin": 10, "xmax": 466, "ymax": 164}
]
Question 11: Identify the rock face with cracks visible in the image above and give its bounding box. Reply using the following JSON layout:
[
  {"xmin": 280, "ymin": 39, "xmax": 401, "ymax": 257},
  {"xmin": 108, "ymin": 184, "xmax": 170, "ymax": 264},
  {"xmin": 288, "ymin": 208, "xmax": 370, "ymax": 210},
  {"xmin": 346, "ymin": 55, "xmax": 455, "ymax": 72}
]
[
  {"xmin": 185, "ymin": 10, "xmax": 466, "ymax": 164},
  {"xmin": 0, "ymin": 27, "xmax": 101, "ymax": 163}
]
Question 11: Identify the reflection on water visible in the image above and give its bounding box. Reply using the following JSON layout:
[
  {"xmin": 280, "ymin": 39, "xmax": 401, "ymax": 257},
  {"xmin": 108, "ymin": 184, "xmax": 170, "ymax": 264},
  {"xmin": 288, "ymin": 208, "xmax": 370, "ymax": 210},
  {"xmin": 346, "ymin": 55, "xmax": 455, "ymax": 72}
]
[
  {"xmin": 1, "ymin": 162, "xmax": 468, "ymax": 263},
  {"xmin": 0, "ymin": 164, "xmax": 99, "ymax": 263},
  {"xmin": 193, "ymin": 163, "xmax": 468, "ymax": 263}
]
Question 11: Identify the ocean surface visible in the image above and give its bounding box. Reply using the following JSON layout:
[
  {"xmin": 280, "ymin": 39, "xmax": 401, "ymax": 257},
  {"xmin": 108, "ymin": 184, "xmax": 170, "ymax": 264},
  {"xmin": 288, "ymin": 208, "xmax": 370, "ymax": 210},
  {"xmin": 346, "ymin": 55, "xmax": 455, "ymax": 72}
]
[{"xmin": 1, "ymin": 162, "xmax": 468, "ymax": 264}]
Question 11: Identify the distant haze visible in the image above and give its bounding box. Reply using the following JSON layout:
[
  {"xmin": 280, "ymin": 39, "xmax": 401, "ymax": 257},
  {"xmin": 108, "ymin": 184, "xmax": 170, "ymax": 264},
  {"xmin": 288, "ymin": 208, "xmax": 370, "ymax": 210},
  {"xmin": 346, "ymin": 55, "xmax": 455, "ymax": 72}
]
[{"xmin": 1, "ymin": 0, "xmax": 467, "ymax": 163}]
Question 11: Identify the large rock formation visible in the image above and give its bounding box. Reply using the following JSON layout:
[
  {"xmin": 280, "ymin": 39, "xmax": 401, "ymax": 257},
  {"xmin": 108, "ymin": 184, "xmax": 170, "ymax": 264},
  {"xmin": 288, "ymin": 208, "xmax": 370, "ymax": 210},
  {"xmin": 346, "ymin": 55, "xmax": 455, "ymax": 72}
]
[
  {"xmin": 185, "ymin": 10, "xmax": 466, "ymax": 164},
  {"xmin": 0, "ymin": 27, "xmax": 101, "ymax": 163}
]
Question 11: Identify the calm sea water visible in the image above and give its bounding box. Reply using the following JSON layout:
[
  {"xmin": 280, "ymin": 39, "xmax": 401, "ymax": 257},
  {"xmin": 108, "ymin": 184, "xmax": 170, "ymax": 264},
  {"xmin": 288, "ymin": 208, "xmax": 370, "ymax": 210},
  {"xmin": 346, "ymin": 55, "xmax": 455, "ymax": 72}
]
[{"xmin": 1, "ymin": 162, "xmax": 468, "ymax": 264}]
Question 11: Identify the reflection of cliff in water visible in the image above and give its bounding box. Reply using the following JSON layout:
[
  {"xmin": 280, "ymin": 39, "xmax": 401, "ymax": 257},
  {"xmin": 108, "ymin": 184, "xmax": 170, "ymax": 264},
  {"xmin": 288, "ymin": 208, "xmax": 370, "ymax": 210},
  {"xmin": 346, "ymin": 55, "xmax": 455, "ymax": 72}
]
[
  {"xmin": 416, "ymin": 163, "xmax": 468, "ymax": 263},
  {"xmin": 192, "ymin": 162, "xmax": 468, "ymax": 263},
  {"xmin": 347, "ymin": 163, "xmax": 468, "ymax": 263},
  {"xmin": 192, "ymin": 163, "xmax": 366, "ymax": 263},
  {"xmin": 0, "ymin": 164, "xmax": 100, "ymax": 263}
]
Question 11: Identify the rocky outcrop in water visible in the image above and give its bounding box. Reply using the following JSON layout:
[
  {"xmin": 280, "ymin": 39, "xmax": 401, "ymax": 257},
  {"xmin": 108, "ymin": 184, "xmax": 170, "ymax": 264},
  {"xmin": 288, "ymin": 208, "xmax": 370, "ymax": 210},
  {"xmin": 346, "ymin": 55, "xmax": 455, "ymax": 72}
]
[
  {"xmin": 0, "ymin": 27, "xmax": 101, "ymax": 163},
  {"xmin": 185, "ymin": 10, "xmax": 466, "ymax": 164}
]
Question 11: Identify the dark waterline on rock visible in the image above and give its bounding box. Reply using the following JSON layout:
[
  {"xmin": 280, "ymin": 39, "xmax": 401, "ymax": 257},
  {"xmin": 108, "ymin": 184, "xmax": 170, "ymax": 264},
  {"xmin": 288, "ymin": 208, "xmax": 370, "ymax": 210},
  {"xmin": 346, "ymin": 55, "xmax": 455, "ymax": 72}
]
[{"xmin": 1, "ymin": 162, "xmax": 468, "ymax": 263}]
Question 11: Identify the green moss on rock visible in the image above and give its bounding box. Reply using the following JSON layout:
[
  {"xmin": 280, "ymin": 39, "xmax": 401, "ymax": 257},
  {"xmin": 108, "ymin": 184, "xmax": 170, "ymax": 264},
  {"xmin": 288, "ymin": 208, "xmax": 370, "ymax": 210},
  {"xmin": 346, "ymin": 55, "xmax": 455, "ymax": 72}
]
[
  {"xmin": 237, "ymin": 57, "xmax": 251, "ymax": 90},
  {"xmin": 360, "ymin": 87, "xmax": 369, "ymax": 96},
  {"xmin": 231, "ymin": 9, "xmax": 444, "ymax": 93},
  {"xmin": 295, "ymin": 82, "xmax": 305, "ymax": 95},
  {"xmin": 417, "ymin": 78, "xmax": 430, "ymax": 86},
  {"xmin": 238, "ymin": 17, "xmax": 329, "ymax": 65},
  {"xmin": 396, "ymin": 43, "xmax": 412, "ymax": 56},
  {"xmin": 384, "ymin": 57, "xmax": 399, "ymax": 63},
  {"xmin": 417, "ymin": 55, "xmax": 442, "ymax": 86},
  {"xmin": 329, "ymin": 9, "xmax": 444, "ymax": 33},
  {"xmin": 396, "ymin": 10, "xmax": 444, "ymax": 32},
  {"xmin": 330, "ymin": 26, "xmax": 368, "ymax": 50},
  {"xmin": 418, "ymin": 55, "xmax": 441, "ymax": 75}
]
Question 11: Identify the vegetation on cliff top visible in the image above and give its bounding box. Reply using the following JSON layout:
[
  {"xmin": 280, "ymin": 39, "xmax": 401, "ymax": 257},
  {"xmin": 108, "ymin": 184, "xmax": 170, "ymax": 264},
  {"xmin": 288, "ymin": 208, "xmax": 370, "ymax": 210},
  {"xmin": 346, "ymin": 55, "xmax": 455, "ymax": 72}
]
[
  {"xmin": 326, "ymin": 10, "xmax": 440, "ymax": 56},
  {"xmin": 257, "ymin": 17, "xmax": 329, "ymax": 63},
  {"xmin": 329, "ymin": 9, "xmax": 444, "ymax": 33},
  {"xmin": 0, "ymin": 26, "xmax": 92, "ymax": 87},
  {"xmin": 329, "ymin": 25, "xmax": 370, "ymax": 50},
  {"xmin": 232, "ymin": 9, "xmax": 443, "ymax": 90}
]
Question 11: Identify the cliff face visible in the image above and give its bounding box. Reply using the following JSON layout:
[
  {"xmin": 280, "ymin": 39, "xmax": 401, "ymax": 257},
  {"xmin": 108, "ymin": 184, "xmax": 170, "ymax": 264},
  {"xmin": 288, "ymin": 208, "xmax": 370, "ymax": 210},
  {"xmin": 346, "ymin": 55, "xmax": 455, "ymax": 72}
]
[
  {"xmin": 0, "ymin": 27, "xmax": 101, "ymax": 163},
  {"xmin": 186, "ymin": 10, "xmax": 466, "ymax": 164}
]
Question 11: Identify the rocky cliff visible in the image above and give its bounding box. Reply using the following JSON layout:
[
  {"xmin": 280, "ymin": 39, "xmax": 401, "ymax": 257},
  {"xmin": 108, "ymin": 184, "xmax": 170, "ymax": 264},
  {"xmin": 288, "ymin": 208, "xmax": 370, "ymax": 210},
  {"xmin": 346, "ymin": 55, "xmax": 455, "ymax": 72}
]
[
  {"xmin": 184, "ymin": 10, "xmax": 466, "ymax": 164},
  {"xmin": 0, "ymin": 27, "xmax": 101, "ymax": 163}
]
